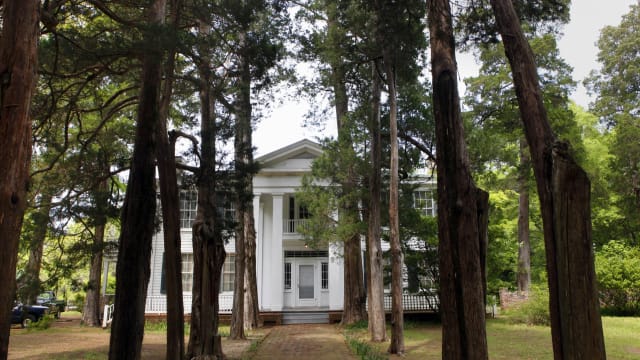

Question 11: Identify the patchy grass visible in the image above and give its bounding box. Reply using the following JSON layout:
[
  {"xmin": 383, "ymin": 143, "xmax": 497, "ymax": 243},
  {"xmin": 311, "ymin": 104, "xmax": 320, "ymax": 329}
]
[
  {"xmin": 601, "ymin": 317, "xmax": 640, "ymax": 359},
  {"xmin": 344, "ymin": 316, "xmax": 640, "ymax": 359},
  {"xmin": 9, "ymin": 313, "xmax": 264, "ymax": 360}
]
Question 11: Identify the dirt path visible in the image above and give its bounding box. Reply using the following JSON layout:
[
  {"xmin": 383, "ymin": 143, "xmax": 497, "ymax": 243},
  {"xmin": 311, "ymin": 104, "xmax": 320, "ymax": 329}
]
[{"xmin": 250, "ymin": 324, "xmax": 356, "ymax": 360}]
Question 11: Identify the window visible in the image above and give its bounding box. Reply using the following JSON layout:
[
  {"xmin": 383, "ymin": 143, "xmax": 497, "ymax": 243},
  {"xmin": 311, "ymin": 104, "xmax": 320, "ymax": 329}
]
[
  {"xmin": 180, "ymin": 190, "xmax": 198, "ymax": 228},
  {"xmin": 413, "ymin": 190, "xmax": 436, "ymax": 217},
  {"xmin": 299, "ymin": 204, "xmax": 311, "ymax": 219},
  {"xmin": 160, "ymin": 252, "xmax": 194, "ymax": 294},
  {"xmin": 284, "ymin": 262, "xmax": 292, "ymax": 290},
  {"xmin": 221, "ymin": 255, "xmax": 235, "ymax": 292},
  {"xmin": 321, "ymin": 262, "xmax": 329, "ymax": 290},
  {"xmin": 182, "ymin": 253, "xmax": 194, "ymax": 293}
]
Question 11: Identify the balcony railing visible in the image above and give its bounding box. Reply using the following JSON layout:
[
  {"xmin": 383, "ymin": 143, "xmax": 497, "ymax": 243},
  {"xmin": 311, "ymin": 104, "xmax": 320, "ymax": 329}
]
[{"xmin": 283, "ymin": 219, "xmax": 309, "ymax": 234}]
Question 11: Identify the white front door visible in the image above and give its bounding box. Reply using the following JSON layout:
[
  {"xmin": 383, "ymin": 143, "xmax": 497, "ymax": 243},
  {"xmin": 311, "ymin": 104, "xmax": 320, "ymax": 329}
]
[{"xmin": 296, "ymin": 263, "xmax": 317, "ymax": 307}]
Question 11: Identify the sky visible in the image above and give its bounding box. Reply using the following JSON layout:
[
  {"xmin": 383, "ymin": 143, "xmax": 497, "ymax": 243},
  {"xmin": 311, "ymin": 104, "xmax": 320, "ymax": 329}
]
[{"xmin": 253, "ymin": 1, "xmax": 637, "ymax": 156}]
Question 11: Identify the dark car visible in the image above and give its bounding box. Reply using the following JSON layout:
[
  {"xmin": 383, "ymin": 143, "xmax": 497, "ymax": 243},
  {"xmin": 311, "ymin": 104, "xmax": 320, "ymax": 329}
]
[
  {"xmin": 36, "ymin": 291, "xmax": 65, "ymax": 318},
  {"xmin": 11, "ymin": 303, "xmax": 50, "ymax": 328}
]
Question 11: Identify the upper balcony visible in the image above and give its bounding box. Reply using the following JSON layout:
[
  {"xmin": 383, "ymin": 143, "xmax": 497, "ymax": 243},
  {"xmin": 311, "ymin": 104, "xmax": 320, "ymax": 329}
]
[{"xmin": 283, "ymin": 218, "xmax": 309, "ymax": 235}]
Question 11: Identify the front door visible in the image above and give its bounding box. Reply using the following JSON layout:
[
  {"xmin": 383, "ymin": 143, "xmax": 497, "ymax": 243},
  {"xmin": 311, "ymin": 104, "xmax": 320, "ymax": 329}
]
[{"xmin": 296, "ymin": 263, "xmax": 317, "ymax": 307}]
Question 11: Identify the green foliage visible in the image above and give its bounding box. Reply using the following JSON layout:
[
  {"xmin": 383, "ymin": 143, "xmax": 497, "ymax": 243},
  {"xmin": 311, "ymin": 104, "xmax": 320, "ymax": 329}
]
[
  {"xmin": 464, "ymin": 29, "xmax": 582, "ymax": 296},
  {"xmin": 27, "ymin": 314, "xmax": 55, "ymax": 331},
  {"xmin": 595, "ymin": 241, "xmax": 640, "ymax": 315},
  {"xmin": 346, "ymin": 337, "xmax": 388, "ymax": 360},
  {"xmin": 344, "ymin": 321, "xmax": 388, "ymax": 360},
  {"xmin": 502, "ymin": 287, "xmax": 550, "ymax": 326},
  {"xmin": 455, "ymin": 0, "xmax": 570, "ymax": 47},
  {"xmin": 586, "ymin": 3, "xmax": 640, "ymax": 247}
]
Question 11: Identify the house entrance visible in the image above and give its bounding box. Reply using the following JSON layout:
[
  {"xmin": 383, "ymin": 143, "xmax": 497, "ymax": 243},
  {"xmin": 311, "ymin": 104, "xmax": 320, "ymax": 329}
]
[
  {"xmin": 284, "ymin": 250, "xmax": 329, "ymax": 309},
  {"xmin": 296, "ymin": 263, "xmax": 316, "ymax": 307}
]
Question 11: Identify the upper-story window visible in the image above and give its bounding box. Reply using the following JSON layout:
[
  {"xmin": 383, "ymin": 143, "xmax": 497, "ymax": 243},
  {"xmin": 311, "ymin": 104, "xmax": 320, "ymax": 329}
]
[
  {"xmin": 413, "ymin": 190, "xmax": 436, "ymax": 217},
  {"xmin": 180, "ymin": 190, "xmax": 198, "ymax": 228},
  {"xmin": 179, "ymin": 189, "xmax": 237, "ymax": 229}
]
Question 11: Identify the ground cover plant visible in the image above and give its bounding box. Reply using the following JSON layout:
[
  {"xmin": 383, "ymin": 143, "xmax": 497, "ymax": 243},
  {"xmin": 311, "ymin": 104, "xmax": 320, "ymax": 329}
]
[{"xmin": 344, "ymin": 316, "xmax": 640, "ymax": 359}]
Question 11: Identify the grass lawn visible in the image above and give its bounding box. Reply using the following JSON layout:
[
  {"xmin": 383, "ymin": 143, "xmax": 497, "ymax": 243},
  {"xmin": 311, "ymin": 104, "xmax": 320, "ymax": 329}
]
[{"xmin": 345, "ymin": 316, "xmax": 640, "ymax": 359}]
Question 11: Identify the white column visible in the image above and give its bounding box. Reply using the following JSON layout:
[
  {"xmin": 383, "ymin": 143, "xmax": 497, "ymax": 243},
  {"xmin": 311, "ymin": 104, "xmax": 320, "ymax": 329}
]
[
  {"xmin": 329, "ymin": 242, "xmax": 344, "ymax": 310},
  {"xmin": 253, "ymin": 194, "xmax": 263, "ymax": 308},
  {"xmin": 271, "ymin": 193, "xmax": 284, "ymax": 311},
  {"xmin": 101, "ymin": 260, "xmax": 110, "ymax": 295}
]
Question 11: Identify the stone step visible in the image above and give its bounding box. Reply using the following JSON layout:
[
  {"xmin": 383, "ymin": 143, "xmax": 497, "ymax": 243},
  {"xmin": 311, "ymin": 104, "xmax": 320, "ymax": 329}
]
[{"xmin": 281, "ymin": 312, "xmax": 329, "ymax": 325}]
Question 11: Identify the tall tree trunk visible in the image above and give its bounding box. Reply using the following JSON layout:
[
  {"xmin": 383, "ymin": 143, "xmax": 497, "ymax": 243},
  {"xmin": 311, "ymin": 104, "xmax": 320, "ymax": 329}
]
[
  {"xmin": 326, "ymin": 5, "xmax": 366, "ymax": 325},
  {"xmin": 244, "ymin": 209, "xmax": 259, "ymax": 330},
  {"xmin": 385, "ymin": 57, "xmax": 405, "ymax": 355},
  {"xmin": 517, "ymin": 139, "xmax": 531, "ymax": 294},
  {"xmin": 0, "ymin": 1, "xmax": 39, "ymax": 358},
  {"xmin": 83, "ymin": 176, "xmax": 108, "ymax": 327},
  {"xmin": 83, "ymin": 221, "xmax": 105, "ymax": 326},
  {"xmin": 427, "ymin": 1, "xmax": 488, "ymax": 359},
  {"xmin": 109, "ymin": 2, "xmax": 166, "ymax": 359},
  {"xmin": 490, "ymin": 1, "xmax": 606, "ymax": 358},
  {"xmin": 186, "ymin": 21, "xmax": 226, "ymax": 359},
  {"xmin": 21, "ymin": 193, "xmax": 53, "ymax": 305},
  {"xmin": 230, "ymin": 30, "xmax": 251, "ymax": 340},
  {"xmin": 155, "ymin": 1, "xmax": 184, "ymax": 356},
  {"xmin": 367, "ymin": 59, "xmax": 386, "ymax": 342}
]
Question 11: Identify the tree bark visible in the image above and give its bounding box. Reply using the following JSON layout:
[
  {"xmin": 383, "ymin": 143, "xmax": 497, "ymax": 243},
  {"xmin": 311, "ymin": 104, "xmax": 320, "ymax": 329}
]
[
  {"xmin": 108, "ymin": 1, "xmax": 166, "ymax": 359},
  {"xmin": 244, "ymin": 209, "xmax": 260, "ymax": 330},
  {"xmin": 186, "ymin": 20, "xmax": 226, "ymax": 359},
  {"xmin": 155, "ymin": 0, "xmax": 184, "ymax": 356},
  {"xmin": 0, "ymin": 1, "xmax": 39, "ymax": 358},
  {"xmin": 385, "ymin": 55, "xmax": 405, "ymax": 355},
  {"xmin": 83, "ymin": 176, "xmax": 107, "ymax": 327},
  {"xmin": 490, "ymin": 1, "xmax": 606, "ymax": 358},
  {"xmin": 326, "ymin": 6, "xmax": 366, "ymax": 325},
  {"xmin": 427, "ymin": 1, "xmax": 488, "ymax": 359},
  {"xmin": 83, "ymin": 221, "xmax": 105, "ymax": 326},
  {"xmin": 517, "ymin": 139, "xmax": 531, "ymax": 294},
  {"xmin": 367, "ymin": 59, "xmax": 386, "ymax": 342},
  {"xmin": 230, "ymin": 29, "xmax": 252, "ymax": 340}
]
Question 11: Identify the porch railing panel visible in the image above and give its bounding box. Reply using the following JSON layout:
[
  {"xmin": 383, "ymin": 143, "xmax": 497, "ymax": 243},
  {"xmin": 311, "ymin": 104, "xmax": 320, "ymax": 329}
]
[
  {"xmin": 368, "ymin": 292, "xmax": 439, "ymax": 313},
  {"xmin": 145, "ymin": 293, "xmax": 234, "ymax": 314}
]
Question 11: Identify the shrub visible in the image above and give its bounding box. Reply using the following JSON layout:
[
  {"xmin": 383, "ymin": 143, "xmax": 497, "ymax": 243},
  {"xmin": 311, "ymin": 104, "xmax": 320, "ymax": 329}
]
[
  {"xmin": 28, "ymin": 314, "xmax": 54, "ymax": 331},
  {"xmin": 595, "ymin": 241, "xmax": 640, "ymax": 315},
  {"xmin": 503, "ymin": 287, "xmax": 550, "ymax": 326}
]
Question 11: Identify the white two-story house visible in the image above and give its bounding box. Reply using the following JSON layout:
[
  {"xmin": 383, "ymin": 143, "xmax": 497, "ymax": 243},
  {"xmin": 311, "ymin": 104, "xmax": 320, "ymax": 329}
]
[{"xmin": 142, "ymin": 139, "xmax": 438, "ymax": 320}]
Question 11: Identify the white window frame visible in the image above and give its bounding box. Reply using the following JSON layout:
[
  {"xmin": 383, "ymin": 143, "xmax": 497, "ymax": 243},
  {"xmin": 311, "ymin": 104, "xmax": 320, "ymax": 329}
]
[
  {"xmin": 182, "ymin": 253, "xmax": 194, "ymax": 293},
  {"xmin": 221, "ymin": 254, "xmax": 235, "ymax": 293},
  {"xmin": 413, "ymin": 190, "xmax": 436, "ymax": 217},
  {"xmin": 179, "ymin": 190, "xmax": 198, "ymax": 228}
]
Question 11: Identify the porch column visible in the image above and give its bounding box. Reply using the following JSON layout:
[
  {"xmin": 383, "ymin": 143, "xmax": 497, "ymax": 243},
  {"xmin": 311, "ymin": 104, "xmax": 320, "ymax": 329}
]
[
  {"xmin": 270, "ymin": 193, "xmax": 284, "ymax": 311},
  {"xmin": 254, "ymin": 194, "xmax": 263, "ymax": 307},
  {"xmin": 329, "ymin": 242, "xmax": 344, "ymax": 310},
  {"xmin": 101, "ymin": 260, "xmax": 110, "ymax": 295}
]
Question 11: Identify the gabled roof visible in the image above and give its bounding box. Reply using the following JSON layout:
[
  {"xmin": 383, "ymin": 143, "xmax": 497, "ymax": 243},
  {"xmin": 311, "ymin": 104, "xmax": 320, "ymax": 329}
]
[{"xmin": 255, "ymin": 139, "xmax": 323, "ymax": 167}]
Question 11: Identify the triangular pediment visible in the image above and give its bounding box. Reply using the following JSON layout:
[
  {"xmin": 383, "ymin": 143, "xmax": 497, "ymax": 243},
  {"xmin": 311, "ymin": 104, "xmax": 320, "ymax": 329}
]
[{"xmin": 256, "ymin": 139, "xmax": 323, "ymax": 174}]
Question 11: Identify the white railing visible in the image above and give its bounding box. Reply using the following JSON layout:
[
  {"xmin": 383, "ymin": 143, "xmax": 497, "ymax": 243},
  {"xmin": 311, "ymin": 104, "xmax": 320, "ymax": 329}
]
[
  {"xmin": 144, "ymin": 293, "xmax": 234, "ymax": 314},
  {"xmin": 102, "ymin": 303, "xmax": 114, "ymax": 328},
  {"xmin": 283, "ymin": 219, "xmax": 309, "ymax": 234},
  {"xmin": 368, "ymin": 293, "xmax": 440, "ymax": 313}
]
